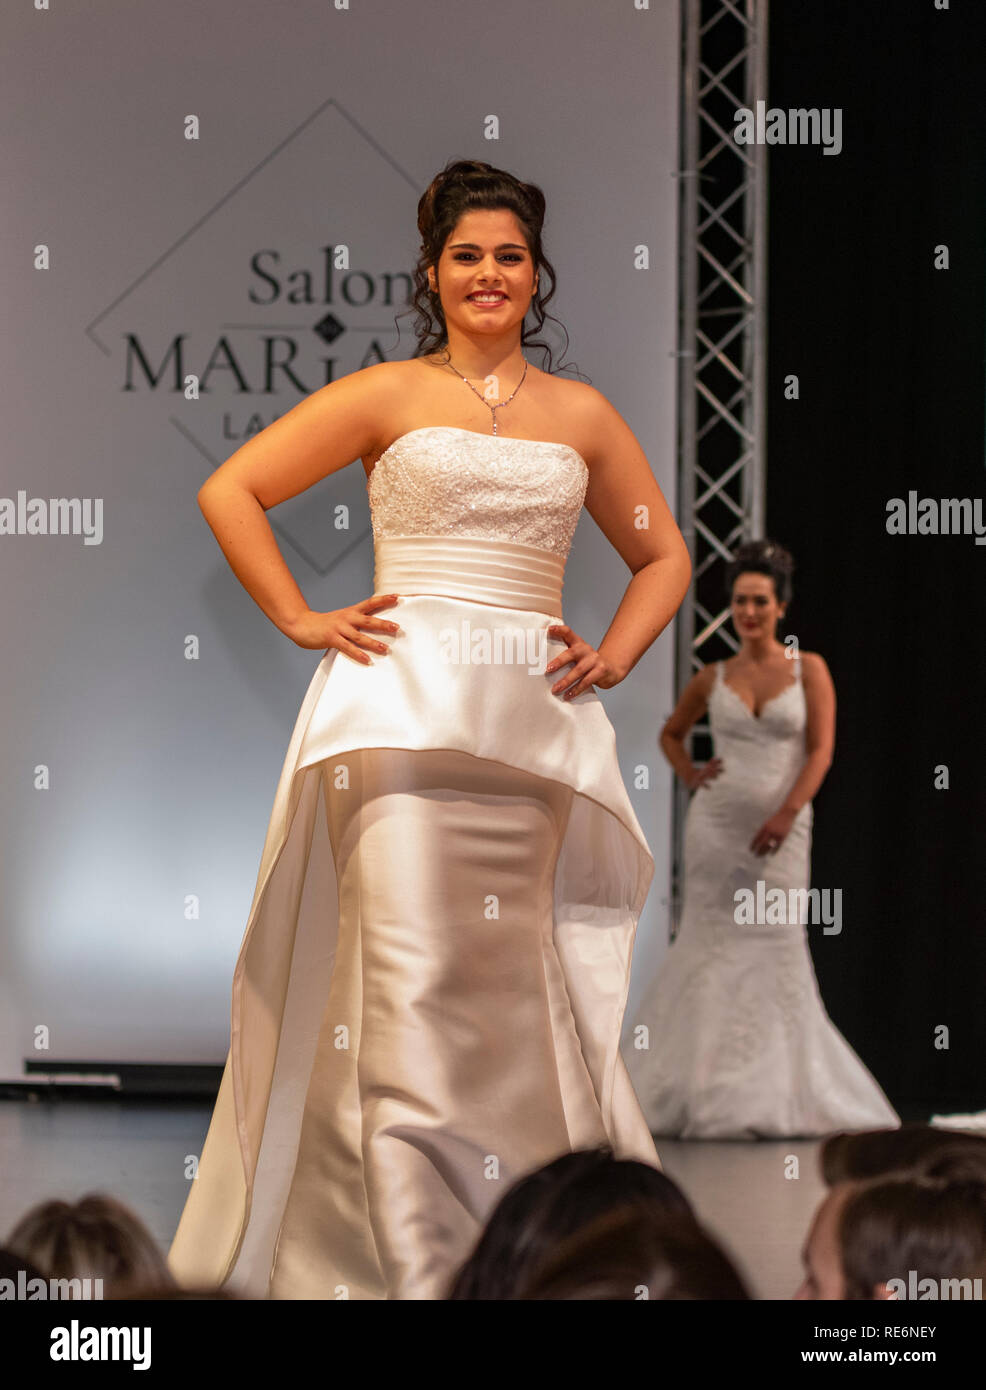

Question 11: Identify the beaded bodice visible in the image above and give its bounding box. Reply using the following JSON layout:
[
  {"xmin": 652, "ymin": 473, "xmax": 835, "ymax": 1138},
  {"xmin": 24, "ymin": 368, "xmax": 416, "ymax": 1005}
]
[
  {"xmin": 704, "ymin": 658, "xmax": 809, "ymax": 811},
  {"xmin": 367, "ymin": 426, "xmax": 589, "ymax": 559}
]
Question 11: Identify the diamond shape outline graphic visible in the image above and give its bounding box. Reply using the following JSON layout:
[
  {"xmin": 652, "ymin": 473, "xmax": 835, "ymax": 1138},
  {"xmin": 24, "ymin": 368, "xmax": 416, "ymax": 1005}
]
[{"xmin": 85, "ymin": 97, "xmax": 421, "ymax": 578}]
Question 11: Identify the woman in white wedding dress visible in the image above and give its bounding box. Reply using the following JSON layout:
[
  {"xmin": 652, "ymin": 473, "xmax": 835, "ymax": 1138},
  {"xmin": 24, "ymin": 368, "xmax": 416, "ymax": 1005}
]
[
  {"xmin": 627, "ymin": 540, "xmax": 899, "ymax": 1140},
  {"xmin": 166, "ymin": 159, "xmax": 691, "ymax": 1299}
]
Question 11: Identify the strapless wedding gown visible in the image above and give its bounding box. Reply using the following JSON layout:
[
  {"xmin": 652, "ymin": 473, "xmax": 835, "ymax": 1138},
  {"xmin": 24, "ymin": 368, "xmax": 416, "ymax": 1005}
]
[
  {"xmin": 626, "ymin": 657, "xmax": 899, "ymax": 1139},
  {"xmin": 167, "ymin": 425, "xmax": 659, "ymax": 1299}
]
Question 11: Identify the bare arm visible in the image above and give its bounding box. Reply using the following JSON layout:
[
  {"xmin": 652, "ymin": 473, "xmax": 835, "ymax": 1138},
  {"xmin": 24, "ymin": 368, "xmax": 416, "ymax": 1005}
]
[
  {"xmin": 780, "ymin": 653, "xmax": 836, "ymax": 814},
  {"xmin": 196, "ymin": 362, "xmax": 396, "ymax": 640},
  {"xmin": 580, "ymin": 388, "xmax": 692, "ymax": 679},
  {"xmin": 659, "ymin": 666, "xmax": 718, "ymax": 789}
]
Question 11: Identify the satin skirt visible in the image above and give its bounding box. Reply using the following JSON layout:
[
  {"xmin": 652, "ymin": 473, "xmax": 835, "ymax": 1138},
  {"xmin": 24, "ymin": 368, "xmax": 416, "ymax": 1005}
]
[
  {"xmin": 167, "ymin": 539, "xmax": 659, "ymax": 1299},
  {"xmin": 268, "ymin": 750, "xmax": 617, "ymax": 1300}
]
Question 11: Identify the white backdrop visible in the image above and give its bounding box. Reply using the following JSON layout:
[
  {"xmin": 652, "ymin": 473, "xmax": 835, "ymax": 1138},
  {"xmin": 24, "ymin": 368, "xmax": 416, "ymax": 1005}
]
[{"xmin": 0, "ymin": 0, "xmax": 680, "ymax": 1075}]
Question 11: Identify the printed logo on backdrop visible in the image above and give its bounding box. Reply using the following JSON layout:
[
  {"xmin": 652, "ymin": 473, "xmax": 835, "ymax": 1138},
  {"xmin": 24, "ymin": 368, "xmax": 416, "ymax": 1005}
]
[{"xmin": 85, "ymin": 98, "xmax": 420, "ymax": 574}]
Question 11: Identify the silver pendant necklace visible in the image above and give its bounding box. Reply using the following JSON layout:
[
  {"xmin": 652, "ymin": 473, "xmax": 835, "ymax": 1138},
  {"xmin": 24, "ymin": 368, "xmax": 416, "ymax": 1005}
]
[{"xmin": 445, "ymin": 355, "xmax": 529, "ymax": 435}]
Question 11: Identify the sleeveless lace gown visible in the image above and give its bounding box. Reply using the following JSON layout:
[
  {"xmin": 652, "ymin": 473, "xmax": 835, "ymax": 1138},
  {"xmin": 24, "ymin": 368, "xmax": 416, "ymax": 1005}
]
[
  {"xmin": 167, "ymin": 426, "xmax": 659, "ymax": 1299},
  {"xmin": 626, "ymin": 657, "xmax": 899, "ymax": 1139}
]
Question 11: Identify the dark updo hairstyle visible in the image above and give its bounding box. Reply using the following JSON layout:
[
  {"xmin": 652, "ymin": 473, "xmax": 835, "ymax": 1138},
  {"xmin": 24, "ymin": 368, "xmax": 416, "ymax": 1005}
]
[
  {"xmin": 724, "ymin": 538, "xmax": 794, "ymax": 606},
  {"xmin": 403, "ymin": 157, "xmax": 581, "ymax": 376},
  {"xmin": 821, "ymin": 1125, "xmax": 986, "ymax": 1188}
]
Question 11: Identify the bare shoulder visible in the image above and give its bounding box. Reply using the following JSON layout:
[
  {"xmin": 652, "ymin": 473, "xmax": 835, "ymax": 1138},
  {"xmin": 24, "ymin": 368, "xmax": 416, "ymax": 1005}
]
[
  {"xmin": 544, "ymin": 374, "xmax": 614, "ymax": 421},
  {"xmin": 540, "ymin": 372, "xmax": 602, "ymax": 411},
  {"xmin": 797, "ymin": 650, "xmax": 834, "ymax": 687},
  {"xmin": 355, "ymin": 355, "xmax": 453, "ymax": 415},
  {"xmin": 680, "ymin": 661, "xmax": 717, "ymax": 704},
  {"xmin": 696, "ymin": 661, "xmax": 718, "ymax": 694},
  {"xmin": 313, "ymin": 356, "xmax": 409, "ymax": 409},
  {"xmin": 197, "ymin": 358, "xmax": 426, "ymax": 508},
  {"xmin": 665, "ymin": 660, "xmax": 716, "ymax": 729},
  {"xmin": 796, "ymin": 649, "xmax": 827, "ymax": 673},
  {"xmin": 348, "ymin": 357, "xmax": 419, "ymax": 397},
  {"xmin": 544, "ymin": 377, "xmax": 643, "ymax": 469},
  {"xmin": 321, "ymin": 359, "xmax": 418, "ymax": 447}
]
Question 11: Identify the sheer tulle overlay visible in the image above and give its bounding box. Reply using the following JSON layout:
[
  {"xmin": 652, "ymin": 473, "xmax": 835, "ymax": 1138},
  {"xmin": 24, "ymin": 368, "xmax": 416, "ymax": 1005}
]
[
  {"xmin": 168, "ymin": 429, "xmax": 660, "ymax": 1298},
  {"xmin": 627, "ymin": 658, "xmax": 899, "ymax": 1139}
]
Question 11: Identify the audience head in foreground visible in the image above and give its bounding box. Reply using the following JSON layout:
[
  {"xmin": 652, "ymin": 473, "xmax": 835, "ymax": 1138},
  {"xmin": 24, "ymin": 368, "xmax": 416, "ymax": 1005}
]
[
  {"xmin": 448, "ymin": 1146, "xmax": 747, "ymax": 1299},
  {"xmin": 797, "ymin": 1139, "xmax": 986, "ymax": 1300},
  {"xmin": 5, "ymin": 1193, "xmax": 175, "ymax": 1298},
  {"xmin": 517, "ymin": 1203, "xmax": 750, "ymax": 1300}
]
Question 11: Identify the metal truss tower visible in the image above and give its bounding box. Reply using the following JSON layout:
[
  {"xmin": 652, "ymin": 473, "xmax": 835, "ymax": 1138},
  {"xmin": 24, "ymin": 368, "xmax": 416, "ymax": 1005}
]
[{"xmin": 671, "ymin": 0, "xmax": 769, "ymax": 930}]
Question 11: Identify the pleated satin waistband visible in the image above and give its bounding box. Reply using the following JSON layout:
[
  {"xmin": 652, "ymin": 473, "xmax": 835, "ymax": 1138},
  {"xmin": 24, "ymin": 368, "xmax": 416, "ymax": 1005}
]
[{"xmin": 373, "ymin": 535, "xmax": 564, "ymax": 614}]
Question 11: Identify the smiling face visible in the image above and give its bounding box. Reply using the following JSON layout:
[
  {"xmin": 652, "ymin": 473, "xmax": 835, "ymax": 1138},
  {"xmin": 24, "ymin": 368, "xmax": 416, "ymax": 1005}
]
[
  {"xmin": 427, "ymin": 208, "xmax": 539, "ymax": 347},
  {"xmin": 730, "ymin": 570, "xmax": 786, "ymax": 643}
]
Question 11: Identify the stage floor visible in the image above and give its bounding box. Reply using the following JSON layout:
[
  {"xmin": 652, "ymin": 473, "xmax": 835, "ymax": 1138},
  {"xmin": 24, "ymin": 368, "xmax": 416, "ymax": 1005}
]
[{"xmin": 0, "ymin": 1097, "xmax": 825, "ymax": 1299}]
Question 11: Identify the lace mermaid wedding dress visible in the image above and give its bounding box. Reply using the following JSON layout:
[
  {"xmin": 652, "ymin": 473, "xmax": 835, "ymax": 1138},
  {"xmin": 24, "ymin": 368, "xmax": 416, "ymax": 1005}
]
[
  {"xmin": 626, "ymin": 657, "xmax": 899, "ymax": 1139},
  {"xmin": 167, "ymin": 425, "xmax": 660, "ymax": 1299}
]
